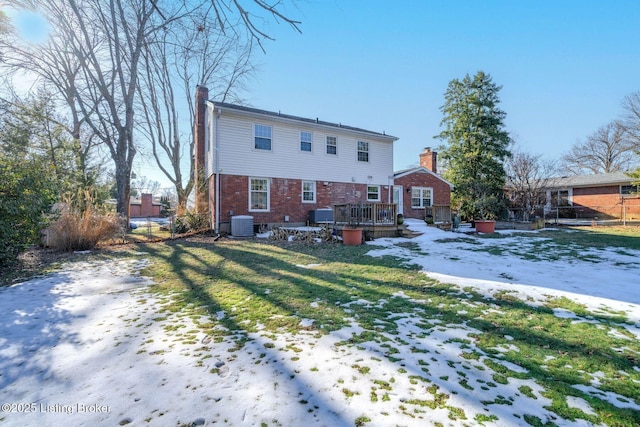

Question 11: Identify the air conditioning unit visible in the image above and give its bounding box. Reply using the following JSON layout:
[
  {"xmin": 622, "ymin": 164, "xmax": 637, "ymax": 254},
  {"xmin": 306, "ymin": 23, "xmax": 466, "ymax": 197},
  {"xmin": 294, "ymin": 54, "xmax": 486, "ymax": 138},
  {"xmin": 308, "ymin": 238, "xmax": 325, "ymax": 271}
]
[
  {"xmin": 309, "ymin": 208, "xmax": 333, "ymax": 224},
  {"xmin": 231, "ymin": 215, "xmax": 254, "ymax": 237}
]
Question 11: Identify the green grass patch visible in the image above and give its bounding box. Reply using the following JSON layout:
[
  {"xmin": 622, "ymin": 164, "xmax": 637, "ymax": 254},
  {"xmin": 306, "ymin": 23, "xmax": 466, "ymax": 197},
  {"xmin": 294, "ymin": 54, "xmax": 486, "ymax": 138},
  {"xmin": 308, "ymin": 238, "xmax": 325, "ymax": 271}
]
[{"xmin": 88, "ymin": 234, "xmax": 640, "ymax": 427}]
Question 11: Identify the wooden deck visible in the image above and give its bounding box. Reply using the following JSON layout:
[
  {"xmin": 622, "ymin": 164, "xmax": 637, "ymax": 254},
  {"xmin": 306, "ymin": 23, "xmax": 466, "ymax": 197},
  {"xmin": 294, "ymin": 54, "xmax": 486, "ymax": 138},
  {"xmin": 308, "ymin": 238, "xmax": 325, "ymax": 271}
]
[{"xmin": 333, "ymin": 203, "xmax": 400, "ymax": 239}]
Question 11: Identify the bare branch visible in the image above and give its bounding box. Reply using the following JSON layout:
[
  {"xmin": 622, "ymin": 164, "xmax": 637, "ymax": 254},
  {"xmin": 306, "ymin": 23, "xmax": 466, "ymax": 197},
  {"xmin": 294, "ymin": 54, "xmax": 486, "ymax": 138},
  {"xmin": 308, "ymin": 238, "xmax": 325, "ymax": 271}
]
[
  {"xmin": 506, "ymin": 147, "xmax": 557, "ymax": 220},
  {"xmin": 560, "ymin": 120, "xmax": 637, "ymax": 175}
]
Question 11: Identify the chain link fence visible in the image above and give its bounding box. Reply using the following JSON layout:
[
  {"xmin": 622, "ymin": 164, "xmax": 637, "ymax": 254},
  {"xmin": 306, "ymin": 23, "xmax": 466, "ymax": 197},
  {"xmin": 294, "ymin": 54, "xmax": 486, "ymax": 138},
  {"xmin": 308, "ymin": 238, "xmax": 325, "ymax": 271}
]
[{"xmin": 508, "ymin": 204, "xmax": 640, "ymax": 225}]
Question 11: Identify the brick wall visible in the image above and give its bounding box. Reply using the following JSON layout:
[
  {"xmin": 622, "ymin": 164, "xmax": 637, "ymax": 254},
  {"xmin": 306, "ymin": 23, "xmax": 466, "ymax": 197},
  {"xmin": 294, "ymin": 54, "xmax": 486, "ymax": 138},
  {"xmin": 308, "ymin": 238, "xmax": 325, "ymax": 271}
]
[
  {"xmin": 394, "ymin": 171, "xmax": 451, "ymax": 219},
  {"xmin": 211, "ymin": 174, "xmax": 391, "ymax": 229},
  {"xmin": 193, "ymin": 85, "xmax": 209, "ymax": 214},
  {"xmin": 571, "ymin": 186, "xmax": 640, "ymax": 219},
  {"xmin": 129, "ymin": 193, "xmax": 162, "ymax": 218}
]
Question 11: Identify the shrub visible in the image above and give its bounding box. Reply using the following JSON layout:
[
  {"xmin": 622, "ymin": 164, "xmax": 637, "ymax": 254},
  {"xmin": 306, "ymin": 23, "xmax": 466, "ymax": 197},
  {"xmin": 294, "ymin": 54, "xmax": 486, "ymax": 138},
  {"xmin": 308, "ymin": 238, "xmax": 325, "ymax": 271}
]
[
  {"xmin": 45, "ymin": 205, "xmax": 122, "ymax": 251},
  {"xmin": 0, "ymin": 159, "xmax": 56, "ymax": 266},
  {"xmin": 174, "ymin": 210, "xmax": 209, "ymax": 234}
]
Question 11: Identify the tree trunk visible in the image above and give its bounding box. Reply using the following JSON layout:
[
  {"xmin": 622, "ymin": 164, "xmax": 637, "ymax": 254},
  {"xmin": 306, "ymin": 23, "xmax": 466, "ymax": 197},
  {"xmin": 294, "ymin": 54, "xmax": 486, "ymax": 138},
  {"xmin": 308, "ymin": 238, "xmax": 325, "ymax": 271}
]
[{"xmin": 115, "ymin": 161, "xmax": 131, "ymax": 222}]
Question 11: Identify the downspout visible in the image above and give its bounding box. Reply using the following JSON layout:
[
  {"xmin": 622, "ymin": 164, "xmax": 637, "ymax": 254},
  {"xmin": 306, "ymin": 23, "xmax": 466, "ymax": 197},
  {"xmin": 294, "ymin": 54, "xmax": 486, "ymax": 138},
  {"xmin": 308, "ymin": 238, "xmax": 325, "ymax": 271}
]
[{"xmin": 214, "ymin": 105, "xmax": 221, "ymax": 233}]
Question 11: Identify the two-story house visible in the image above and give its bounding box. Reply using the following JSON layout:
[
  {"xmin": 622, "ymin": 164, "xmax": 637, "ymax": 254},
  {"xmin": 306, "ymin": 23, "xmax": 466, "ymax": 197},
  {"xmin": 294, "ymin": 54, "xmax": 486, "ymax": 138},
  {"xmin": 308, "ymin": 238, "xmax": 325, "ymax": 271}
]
[{"xmin": 193, "ymin": 86, "xmax": 398, "ymax": 233}]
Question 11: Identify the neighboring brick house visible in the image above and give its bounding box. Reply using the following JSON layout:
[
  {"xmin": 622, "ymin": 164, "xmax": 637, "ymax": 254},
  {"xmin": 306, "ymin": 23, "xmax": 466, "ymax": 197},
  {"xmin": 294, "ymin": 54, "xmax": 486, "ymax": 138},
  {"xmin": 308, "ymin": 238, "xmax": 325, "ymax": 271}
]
[
  {"xmin": 129, "ymin": 193, "xmax": 163, "ymax": 217},
  {"xmin": 193, "ymin": 86, "xmax": 398, "ymax": 233},
  {"xmin": 544, "ymin": 172, "xmax": 640, "ymax": 221},
  {"xmin": 393, "ymin": 148, "xmax": 453, "ymax": 221}
]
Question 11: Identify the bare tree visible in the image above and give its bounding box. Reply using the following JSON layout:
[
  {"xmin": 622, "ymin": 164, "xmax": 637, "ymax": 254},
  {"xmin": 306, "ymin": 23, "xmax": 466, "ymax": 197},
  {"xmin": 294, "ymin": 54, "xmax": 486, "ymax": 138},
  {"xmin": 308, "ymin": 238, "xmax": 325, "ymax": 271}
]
[
  {"xmin": 131, "ymin": 175, "xmax": 161, "ymax": 196},
  {"xmin": 0, "ymin": 5, "xmax": 99, "ymax": 198},
  {"xmin": 621, "ymin": 91, "xmax": 640, "ymax": 186},
  {"xmin": 1, "ymin": 0, "xmax": 172, "ymax": 220},
  {"xmin": 505, "ymin": 148, "xmax": 557, "ymax": 221},
  {"xmin": 560, "ymin": 120, "xmax": 637, "ymax": 175},
  {"xmin": 2, "ymin": 0, "xmax": 301, "ymax": 222},
  {"xmin": 0, "ymin": 10, "xmax": 10, "ymax": 38},
  {"xmin": 137, "ymin": 12, "xmax": 255, "ymax": 214},
  {"xmin": 206, "ymin": 0, "xmax": 301, "ymax": 52},
  {"xmin": 621, "ymin": 91, "xmax": 640, "ymax": 151}
]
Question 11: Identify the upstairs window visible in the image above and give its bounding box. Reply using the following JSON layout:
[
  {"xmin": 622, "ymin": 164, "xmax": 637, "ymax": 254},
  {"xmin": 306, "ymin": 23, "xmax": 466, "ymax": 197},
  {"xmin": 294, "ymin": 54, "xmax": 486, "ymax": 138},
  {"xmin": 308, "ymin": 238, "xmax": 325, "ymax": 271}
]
[
  {"xmin": 302, "ymin": 181, "xmax": 316, "ymax": 203},
  {"xmin": 300, "ymin": 131, "xmax": 312, "ymax": 152},
  {"xmin": 367, "ymin": 185, "xmax": 380, "ymax": 202},
  {"xmin": 326, "ymin": 136, "xmax": 337, "ymax": 155},
  {"xmin": 411, "ymin": 187, "xmax": 432, "ymax": 208},
  {"xmin": 254, "ymin": 124, "xmax": 272, "ymax": 150},
  {"xmin": 357, "ymin": 140, "xmax": 369, "ymax": 162}
]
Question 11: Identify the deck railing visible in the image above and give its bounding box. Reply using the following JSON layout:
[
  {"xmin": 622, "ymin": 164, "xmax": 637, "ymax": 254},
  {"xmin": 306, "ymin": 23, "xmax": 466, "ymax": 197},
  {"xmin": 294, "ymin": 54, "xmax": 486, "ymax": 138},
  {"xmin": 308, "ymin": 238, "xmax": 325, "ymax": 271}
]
[
  {"xmin": 424, "ymin": 205, "xmax": 452, "ymax": 223},
  {"xmin": 333, "ymin": 203, "xmax": 397, "ymax": 226}
]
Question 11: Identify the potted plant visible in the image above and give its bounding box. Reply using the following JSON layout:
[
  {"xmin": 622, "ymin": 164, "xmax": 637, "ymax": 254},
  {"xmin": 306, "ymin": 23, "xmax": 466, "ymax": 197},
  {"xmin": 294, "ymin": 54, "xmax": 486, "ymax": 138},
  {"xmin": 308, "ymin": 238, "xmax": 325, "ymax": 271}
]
[
  {"xmin": 474, "ymin": 194, "xmax": 501, "ymax": 234},
  {"xmin": 342, "ymin": 203, "xmax": 364, "ymax": 245}
]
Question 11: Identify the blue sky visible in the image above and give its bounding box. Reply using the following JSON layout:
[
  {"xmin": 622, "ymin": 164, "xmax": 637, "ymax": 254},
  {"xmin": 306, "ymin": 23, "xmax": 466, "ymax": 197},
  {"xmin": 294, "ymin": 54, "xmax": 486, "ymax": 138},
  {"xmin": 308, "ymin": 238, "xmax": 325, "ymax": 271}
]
[
  {"xmin": 5, "ymin": 1, "xmax": 640, "ymax": 185},
  {"xmin": 248, "ymin": 0, "xmax": 640, "ymax": 171}
]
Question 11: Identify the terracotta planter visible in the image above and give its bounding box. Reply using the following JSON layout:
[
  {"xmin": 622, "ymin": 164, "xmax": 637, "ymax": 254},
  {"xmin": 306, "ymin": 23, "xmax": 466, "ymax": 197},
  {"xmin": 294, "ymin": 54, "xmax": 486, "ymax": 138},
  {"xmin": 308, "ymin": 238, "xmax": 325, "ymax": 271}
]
[
  {"xmin": 474, "ymin": 220, "xmax": 496, "ymax": 234},
  {"xmin": 342, "ymin": 228, "xmax": 363, "ymax": 245}
]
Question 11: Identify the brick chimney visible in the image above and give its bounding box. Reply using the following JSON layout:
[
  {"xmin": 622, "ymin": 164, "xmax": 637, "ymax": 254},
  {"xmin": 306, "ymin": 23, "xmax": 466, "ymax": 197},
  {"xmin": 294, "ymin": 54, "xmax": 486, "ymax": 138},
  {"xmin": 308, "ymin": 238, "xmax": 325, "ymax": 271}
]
[
  {"xmin": 193, "ymin": 85, "xmax": 209, "ymax": 215},
  {"xmin": 141, "ymin": 193, "xmax": 153, "ymax": 217},
  {"xmin": 419, "ymin": 147, "xmax": 437, "ymax": 173}
]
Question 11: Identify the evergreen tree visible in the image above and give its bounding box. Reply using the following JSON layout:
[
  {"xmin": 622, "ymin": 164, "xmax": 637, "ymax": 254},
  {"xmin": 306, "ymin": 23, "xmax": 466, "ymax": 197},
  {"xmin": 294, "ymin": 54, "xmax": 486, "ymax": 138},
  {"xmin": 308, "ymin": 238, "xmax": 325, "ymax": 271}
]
[
  {"xmin": 0, "ymin": 104, "xmax": 57, "ymax": 265},
  {"xmin": 436, "ymin": 71, "xmax": 512, "ymax": 220}
]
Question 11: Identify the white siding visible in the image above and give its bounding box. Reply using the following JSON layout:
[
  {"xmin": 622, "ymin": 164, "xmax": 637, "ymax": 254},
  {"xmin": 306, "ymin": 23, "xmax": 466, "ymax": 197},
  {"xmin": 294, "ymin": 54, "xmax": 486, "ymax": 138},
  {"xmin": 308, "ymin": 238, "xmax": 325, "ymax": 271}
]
[{"xmin": 209, "ymin": 108, "xmax": 395, "ymax": 186}]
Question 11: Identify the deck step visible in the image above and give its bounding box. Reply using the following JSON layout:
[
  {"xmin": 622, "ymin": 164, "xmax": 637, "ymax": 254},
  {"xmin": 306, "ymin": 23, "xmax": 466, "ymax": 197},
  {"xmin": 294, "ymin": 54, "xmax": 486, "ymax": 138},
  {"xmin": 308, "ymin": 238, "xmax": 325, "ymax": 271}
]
[{"xmin": 397, "ymin": 224, "xmax": 422, "ymax": 238}]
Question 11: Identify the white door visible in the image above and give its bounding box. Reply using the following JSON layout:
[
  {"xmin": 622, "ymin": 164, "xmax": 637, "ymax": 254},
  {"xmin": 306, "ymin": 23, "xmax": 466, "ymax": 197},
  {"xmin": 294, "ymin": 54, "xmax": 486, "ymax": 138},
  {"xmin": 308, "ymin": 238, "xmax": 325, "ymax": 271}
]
[{"xmin": 393, "ymin": 186, "xmax": 403, "ymax": 215}]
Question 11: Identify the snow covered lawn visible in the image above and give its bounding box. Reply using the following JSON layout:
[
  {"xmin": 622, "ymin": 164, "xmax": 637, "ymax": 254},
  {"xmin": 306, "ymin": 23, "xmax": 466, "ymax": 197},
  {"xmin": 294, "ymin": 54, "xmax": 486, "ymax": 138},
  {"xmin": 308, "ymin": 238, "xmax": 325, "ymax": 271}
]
[{"xmin": 1, "ymin": 219, "xmax": 639, "ymax": 426}]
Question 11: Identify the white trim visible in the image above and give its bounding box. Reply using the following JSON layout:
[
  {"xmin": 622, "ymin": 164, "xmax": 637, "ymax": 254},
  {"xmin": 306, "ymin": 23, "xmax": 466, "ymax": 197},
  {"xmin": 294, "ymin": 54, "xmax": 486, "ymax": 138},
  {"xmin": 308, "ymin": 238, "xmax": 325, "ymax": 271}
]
[
  {"xmin": 367, "ymin": 185, "xmax": 381, "ymax": 202},
  {"xmin": 300, "ymin": 130, "xmax": 313, "ymax": 153},
  {"xmin": 411, "ymin": 187, "xmax": 433, "ymax": 208},
  {"xmin": 393, "ymin": 186, "xmax": 404, "ymax": 215},
  {"xmin": 249, "ymin": 177, "xmax": 270, "ymax": 212},
  {"xmin": 545, "ymin": 188, "xmax": 573, "ymax": 209},
  {"xmin": 394, "ymin": 167, "xmax": 454, "ymax": 188},
  {"xmin": 357, "ymin": 140, "xmax": 370, "ymax": 163},
  {"xmin": 325, "ymin": 135, "xmax": 337, "ymax": 156},
  {"xmin": 253, "ymin": 123, "xmax": 273, "ymax": 151},
  {"xmin": 302, "ymin": 180, "xmax": 316, "ymax": 203}
]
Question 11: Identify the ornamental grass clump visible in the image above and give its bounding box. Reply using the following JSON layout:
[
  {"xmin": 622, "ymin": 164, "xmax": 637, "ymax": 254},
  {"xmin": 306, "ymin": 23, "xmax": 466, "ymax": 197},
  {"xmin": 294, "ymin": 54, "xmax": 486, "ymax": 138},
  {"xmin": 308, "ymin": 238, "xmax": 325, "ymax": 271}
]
[{"xmin": 46, "ymin": 204, "xmax": 122, "ymax": 251}]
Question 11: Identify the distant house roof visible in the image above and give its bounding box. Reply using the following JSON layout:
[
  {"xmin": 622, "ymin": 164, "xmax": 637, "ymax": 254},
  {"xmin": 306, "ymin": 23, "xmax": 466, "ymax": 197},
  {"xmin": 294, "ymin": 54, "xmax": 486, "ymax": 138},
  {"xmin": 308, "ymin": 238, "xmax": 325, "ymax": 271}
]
[
  {"xmin": 211, "ymin": 101, "xmax": 398, "ymax": 142},
  {"xmin": 129, "ymin": 194, "xmax": 163, "ymax": 206},
  {"xmin": 393, "ymin": 166, "xmax": 454, "ymax": 189},
  {"xmin": 547, "ymin": 172, "xmax": 634, "ymax": 189}
]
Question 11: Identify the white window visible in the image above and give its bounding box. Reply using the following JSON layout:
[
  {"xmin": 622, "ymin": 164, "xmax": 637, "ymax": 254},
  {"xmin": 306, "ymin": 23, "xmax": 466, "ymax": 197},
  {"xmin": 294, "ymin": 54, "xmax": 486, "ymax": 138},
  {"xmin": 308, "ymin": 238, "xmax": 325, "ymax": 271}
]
[
  {"xmin": 249, "ymin": 178, "xmax": 269, "ymax": 211},
  {"xmin": 357, "ymin": 140, "xmax": 369, "ymax": 162},
  {"xmin": 550, "ymin": 189, "xmax": 571, "ymax": 207},
  {"xmin": 326, "ymin": 136, "xmax": 337, "ymax": 155},
  {"xmin": 411, "ymin": 187, "xmax": 432, "ymax": 208},
  {"xmin": 367, "ymin": 185, "xmax": 380, "ymax": 202},
  {"xmin": 621, "ymin": 184, "xmax": 639, "ymax": 196},
  {"xmin": 254, "ymin": 124, "xmax": 272, "ymax": 150},
  {"xmin": 302, "ymin": 181, "xmax": 316, "ymax": 203},
  {"xmin": 300, "ymin": 131, "xmax": 312, "ymax": 152}
]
